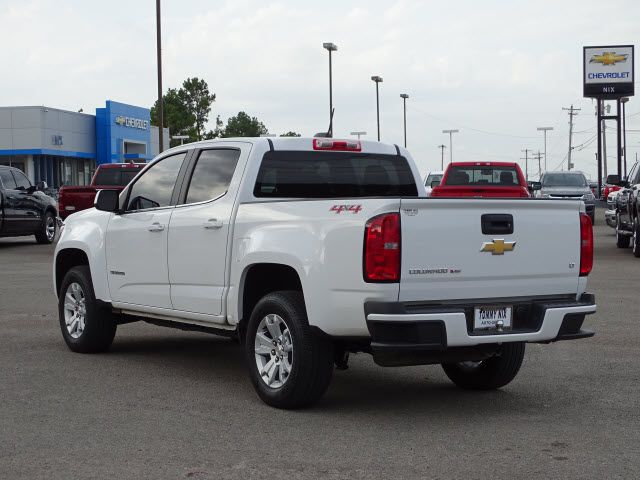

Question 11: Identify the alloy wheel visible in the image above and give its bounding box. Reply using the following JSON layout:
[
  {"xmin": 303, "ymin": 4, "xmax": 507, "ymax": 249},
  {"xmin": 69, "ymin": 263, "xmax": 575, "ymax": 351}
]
[
  {"xmin": 45, "ymin": 215, "xmax": 56, "ymax": 241},
  {"xmin": 63, "ymin": 282, "xmax": 86, "ymax": 339},
  {"xmin": 254, "ymin": 314, "xmax": 293, "ymax": 388}
]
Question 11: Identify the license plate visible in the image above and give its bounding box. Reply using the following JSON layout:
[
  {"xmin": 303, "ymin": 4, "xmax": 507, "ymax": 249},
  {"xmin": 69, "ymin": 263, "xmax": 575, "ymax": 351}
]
[{"xmin": 474, "ymin": 306, "xmax": 512, "ymax": 330}]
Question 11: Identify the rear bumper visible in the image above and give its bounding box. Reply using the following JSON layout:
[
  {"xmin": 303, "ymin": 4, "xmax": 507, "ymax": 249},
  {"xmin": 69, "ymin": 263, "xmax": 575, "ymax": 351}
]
[{"xmin": 365, "ymin": 294, "xmax": 595, "ymax": 365}]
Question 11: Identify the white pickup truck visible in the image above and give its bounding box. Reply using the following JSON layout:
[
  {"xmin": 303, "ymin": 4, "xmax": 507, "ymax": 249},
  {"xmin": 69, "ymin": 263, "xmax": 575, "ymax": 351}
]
[{"xmin": 53, "ymin": 137, "xmax": 596, "ymax": 408}]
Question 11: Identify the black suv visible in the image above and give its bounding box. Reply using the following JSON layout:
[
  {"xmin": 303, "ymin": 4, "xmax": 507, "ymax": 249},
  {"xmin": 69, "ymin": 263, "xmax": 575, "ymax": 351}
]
[{"xmin": 0, "ymin": 165, "xmax": 58, "ymax": 244}]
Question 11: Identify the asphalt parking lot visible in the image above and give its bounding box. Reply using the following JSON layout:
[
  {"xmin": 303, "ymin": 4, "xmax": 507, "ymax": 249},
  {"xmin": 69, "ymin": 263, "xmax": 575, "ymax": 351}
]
[{"xmin": 1, "ymin": 211, "xmax": 638, "ymax": 479}]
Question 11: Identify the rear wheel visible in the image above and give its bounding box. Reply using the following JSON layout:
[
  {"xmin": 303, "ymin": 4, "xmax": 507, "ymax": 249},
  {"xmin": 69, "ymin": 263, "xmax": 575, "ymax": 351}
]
[
  {"xmin": 58, "ymin": 265, "xmax": 117, "ymax": 353},
  {"xmin": 35, "ymin": 211, "xmax": 56, "ymax": 244},
  {"xmin": 616, "ymin": 213, "xmax": 630, "ymax": 248},
  {"xmin": 442, "ymin": 342, "xmax": 525, "ymax": 390},
  {"xmin": 245, "ymin": 291, "xmax": 333, "ymax": 409},
  {"xmin": 633, "ymin": 216, "xmax": 640, "ymax": 258}
]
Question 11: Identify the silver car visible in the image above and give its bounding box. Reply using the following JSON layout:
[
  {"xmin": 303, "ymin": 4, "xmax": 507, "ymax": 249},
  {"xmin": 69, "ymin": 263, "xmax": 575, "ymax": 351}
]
[{"xmin": 534, "ymin": 172, "xmax": 596, "ymax": 223}]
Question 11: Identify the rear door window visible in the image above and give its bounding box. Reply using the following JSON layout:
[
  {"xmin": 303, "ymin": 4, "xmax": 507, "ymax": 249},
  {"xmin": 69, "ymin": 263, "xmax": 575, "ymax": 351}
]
[
  {"xmin": 183, "ymin": 149, "xmax": 240, "ymax": 204},
  {"xmin": 254, "ymin": 151, "xmax": 418, "ymax": 198},
  {"xmin": 445, "ymin": 166, "xmax": 519, "ymax": 186}
]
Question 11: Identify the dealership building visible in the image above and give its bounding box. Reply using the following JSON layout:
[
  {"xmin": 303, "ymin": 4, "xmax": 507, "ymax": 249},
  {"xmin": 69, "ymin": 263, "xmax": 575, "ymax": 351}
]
[{"xmin": 0, "ymin": 100, "xmax": 169, "ymax": 187}]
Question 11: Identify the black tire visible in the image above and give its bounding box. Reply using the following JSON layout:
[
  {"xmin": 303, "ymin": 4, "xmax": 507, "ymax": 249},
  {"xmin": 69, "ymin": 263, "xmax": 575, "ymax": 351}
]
[
  {"xmin": 245, "ymin": 291, "xmax": 333, "ymax": 409},
  {"xmin": 58, "ymin": 265, "xmax": 117, "ymax": 353},
  {"xmin": 616, "ymin": 214, "xmax": 630, "ymax": 248},
  {"xmin": 442, "ymin": 342, "xmax": 525, "ymax": 390},
  {"xmin": 35, "ymin": 210, "xmax": 56, "ymax": 244},
  {"xmin": 633, "ymin": 216, "xmax": 640, "ymax": 258}
]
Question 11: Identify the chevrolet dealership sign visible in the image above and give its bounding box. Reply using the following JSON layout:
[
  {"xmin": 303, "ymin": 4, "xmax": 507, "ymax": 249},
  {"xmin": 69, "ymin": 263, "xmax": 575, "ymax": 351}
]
[
  {"xmin": 114, "ymin": 115, "xmax": 149, "ymax": 130},
  {"xmin": 584, "ymin": 45, "xmax": 634, "ymax": 98}
]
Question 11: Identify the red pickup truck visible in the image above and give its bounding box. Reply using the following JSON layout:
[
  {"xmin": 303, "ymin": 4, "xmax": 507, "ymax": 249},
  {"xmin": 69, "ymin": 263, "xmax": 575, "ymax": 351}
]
[
  {"xmin": 430, "ymin": 161, "xmax": 531, "ymax": 198},
  {"xmin": 58, "ymin": 163, "xmax": 144, "ymax": 219}
]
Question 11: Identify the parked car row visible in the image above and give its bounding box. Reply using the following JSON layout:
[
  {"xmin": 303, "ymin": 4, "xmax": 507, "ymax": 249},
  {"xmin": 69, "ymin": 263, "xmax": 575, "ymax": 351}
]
[
  {"xmin": 424, "ymin": 163, "xmax": 596, "ymax": 223},
  {"xmin": 604, "ymin": 162, "xmax": 640, "ymax": 256}
]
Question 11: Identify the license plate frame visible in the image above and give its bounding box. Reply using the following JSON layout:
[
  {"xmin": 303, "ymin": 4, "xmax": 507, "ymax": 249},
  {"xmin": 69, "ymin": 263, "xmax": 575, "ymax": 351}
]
[{"xmin": 473, "ymin": 306, "xmax": 513, "ymax": 331}]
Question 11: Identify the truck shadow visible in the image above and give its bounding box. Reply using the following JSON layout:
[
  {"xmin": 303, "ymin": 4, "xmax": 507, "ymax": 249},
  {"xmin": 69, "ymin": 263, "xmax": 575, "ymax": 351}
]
[{"xmin": 106, "ymin": 332, "xmax": 545, "ymax": 414}]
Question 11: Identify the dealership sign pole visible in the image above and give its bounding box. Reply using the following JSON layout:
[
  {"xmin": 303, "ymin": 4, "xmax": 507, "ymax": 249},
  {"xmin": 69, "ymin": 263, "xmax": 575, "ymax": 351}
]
[{"xmin": 583, "ymin": 45, "xmax": 634, "ymax": 197}]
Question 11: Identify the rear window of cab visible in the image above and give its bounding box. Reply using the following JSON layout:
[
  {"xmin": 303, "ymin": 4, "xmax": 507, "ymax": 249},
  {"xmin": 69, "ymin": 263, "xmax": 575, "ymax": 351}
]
[
  {"xmin": 254, "ymin": 151, "xmax": 418, "ymax": 198},
  {"xmin": 445, "ymin": 166, "xmax": 521, "ymax": 186}
]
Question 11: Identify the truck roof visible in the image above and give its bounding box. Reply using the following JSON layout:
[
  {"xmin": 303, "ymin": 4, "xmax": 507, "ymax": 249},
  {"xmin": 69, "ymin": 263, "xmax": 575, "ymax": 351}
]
[
  {"xmin": 158, "ymin": 137, "xmax": 403, "ymax": 157},
  {"xmin": 447, "ymin": 161, "xmax": 519, "ymax": 167}
]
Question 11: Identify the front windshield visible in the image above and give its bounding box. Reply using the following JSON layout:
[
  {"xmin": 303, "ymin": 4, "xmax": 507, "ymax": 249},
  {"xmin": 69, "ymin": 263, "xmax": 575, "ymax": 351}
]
[{"xmin": 542, "ymin": 173, "xmax": 587, "ymax": 187}]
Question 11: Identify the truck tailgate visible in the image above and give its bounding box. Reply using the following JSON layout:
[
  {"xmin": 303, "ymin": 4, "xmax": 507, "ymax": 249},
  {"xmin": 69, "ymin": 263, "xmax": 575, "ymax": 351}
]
[{"xmin": 398, "ymin": 198, "xmax": 583, "ymax": 302}]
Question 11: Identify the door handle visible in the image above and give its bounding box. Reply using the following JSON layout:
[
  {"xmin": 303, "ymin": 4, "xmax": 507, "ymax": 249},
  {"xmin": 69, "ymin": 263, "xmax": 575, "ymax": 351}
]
[
  {"xmin": 148, "ymin": 222, "xmax": 165, "ymax": 232},
  {"xmin": 203, "ymin": 218, "xmax": 223, "ymax": 229}
]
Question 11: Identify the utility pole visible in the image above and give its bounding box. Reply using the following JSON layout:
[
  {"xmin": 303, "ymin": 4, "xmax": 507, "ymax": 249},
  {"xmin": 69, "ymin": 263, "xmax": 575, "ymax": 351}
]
[
  {"xmin": 438, "ymin": 145, "xmax": 446, "ymax": 170},
  {"xmin": 155, "ymin": 0, "xmax": 164, "ymax": 153},
  {"xmin": 563, "ymin": 104, "xmax": 580, "ymax": 170},
  {"xmin": 532, "ymin": 151, "xmax": 543, "ymax": 179},
  {"xmin": 521, "ymin": 149, "xmax": 531, "ymax": 181}
]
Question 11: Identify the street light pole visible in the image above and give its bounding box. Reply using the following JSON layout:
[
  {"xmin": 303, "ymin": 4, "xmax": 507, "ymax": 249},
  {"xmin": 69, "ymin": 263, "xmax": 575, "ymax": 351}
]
[
  {"xmin": 155, "ymin": 0, "xmax": 164, "ymax": 153},
  {"xmin": 400, "ymin": 94, "xmax": 409, "ymax": 148},
  {"xmin": 350, "ymin": 131, "xmax": 367, "ymax": 140},
  {"xmin": 438, "ymin": 145, "xmax": 446, "ymax": 170},
  {"xmin": 537, "ymin": 126, "xmax": 553, "ymax": 172},
  {"xmin": 442, "ymin": 129, "xmax": 459, "ymax": 163},
  {"xmin": 371, "ymin": 76, "xmax": 383, "ymax": 141},
  {"xmin": 322, "ymin": 43, "xmax": 337, "ymax": 137},
  {"xmin": 621, "ymin": 97, "xmax": 629, "ymax": 177}
]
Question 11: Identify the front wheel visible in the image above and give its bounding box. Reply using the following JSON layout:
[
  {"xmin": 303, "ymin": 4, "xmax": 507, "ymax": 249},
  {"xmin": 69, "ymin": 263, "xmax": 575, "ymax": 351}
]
[
  {"xmin": 35, "ymin": 211, "xmax": 56, "ymax": 244},
  {"xmin": 616, "ymin": 213, "xmax": 630, "ymax": 248},
  {"xmin": 245, "ymin": 291, "xmax": 333, "ymax": 409},
  {"xmin": 58, "ymin": 265, "xmax": 117, "ymax": 353},
  {"xmin": 442, "ymin": 342, "xmax": 525, "ymax": 390}
]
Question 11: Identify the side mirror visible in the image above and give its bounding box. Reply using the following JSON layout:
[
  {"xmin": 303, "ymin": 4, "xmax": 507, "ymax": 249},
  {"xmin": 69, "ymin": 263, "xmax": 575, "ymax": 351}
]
[
  {"xmin": 431, "ymin": 180, "xmax": 441, "ymax": 188},
  {"xmin": 36, "ymin": 181, "xmax": 48, "ymax": 191},
  {"xmin": 531, "ymin": 182, "xmax": 542, "ymax": 191},
  {"xmin": 94, "ymin": 189, "xmax": 119, "ymax": 213},
  {"xmin": 606, "ymin": 174, "xmax": 621, "ymax": 185}
]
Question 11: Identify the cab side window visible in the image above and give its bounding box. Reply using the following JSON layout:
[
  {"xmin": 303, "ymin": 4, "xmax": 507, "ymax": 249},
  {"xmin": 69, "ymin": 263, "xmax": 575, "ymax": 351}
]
[
  {"xmin": 183, "ymin": 149, "xmax": 240, "ymax": 204},
  {"xmin": 12, "ymin": 170, "xmax": 31, "ymax": 190},
  {"xmin": 0, "ymin": 170, "xmax": 17, "ymax": 189},
  {"xmin": 126, "ymin": 153, "xmax": 186, "ymax": 211}
]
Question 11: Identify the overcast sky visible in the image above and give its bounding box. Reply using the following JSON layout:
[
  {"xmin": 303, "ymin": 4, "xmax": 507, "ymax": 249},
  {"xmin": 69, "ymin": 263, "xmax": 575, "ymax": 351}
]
[{"xmin": 1, "ymin": 0, "xmax": 639, "ymax": 178}]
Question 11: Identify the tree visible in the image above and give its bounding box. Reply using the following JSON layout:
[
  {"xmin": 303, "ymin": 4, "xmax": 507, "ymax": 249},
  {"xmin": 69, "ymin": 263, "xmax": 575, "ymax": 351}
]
[
  {"xmin": 179, "ymin": 77, "xmax": 216, "ymax": 141},
  {"xmin": 150, "ymin": 77, "xmax": 217, "ymax": 145},
  {"xmin": 150, "ymin": 88, "xmax": 194, "ymax": 147},
  {"xmin": 280, "ymin": 131, "xmax": 301, "ymax": 137},
  {"xmin": 221, "ymin": 112, "xmax": 268, "ymax": 137}
]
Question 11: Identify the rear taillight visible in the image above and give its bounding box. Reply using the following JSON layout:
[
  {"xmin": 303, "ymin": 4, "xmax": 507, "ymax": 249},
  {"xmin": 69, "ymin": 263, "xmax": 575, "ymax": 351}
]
[
  {"xmin": 579, "ymin": 213, "xmax": 593, "ymax": 276},
  {"xmin": 364, "ymin": 213, "xmax": 400, "ymax": 282},
  {"xmin": 313, "ymin": 139, "xmax": 361, "ymax": 151}
]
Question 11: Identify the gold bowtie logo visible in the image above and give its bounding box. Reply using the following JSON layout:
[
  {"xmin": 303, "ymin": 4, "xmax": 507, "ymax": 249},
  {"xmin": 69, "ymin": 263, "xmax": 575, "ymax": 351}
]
[
  {"xmin": 590, "ymin": 52, "xmax": 628, "ymax": 66},
  {"xmin": 481, "ymin": 239, "xmax": 516, "ymax": 255}
]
